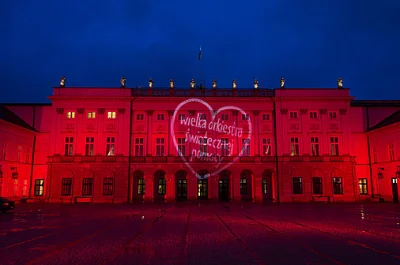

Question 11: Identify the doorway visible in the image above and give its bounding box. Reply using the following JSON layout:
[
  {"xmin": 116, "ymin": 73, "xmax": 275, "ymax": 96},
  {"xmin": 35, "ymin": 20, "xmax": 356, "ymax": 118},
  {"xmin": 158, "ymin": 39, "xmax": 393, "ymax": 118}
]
[
  {"xmin": 392, "ymin": 178, "xmax": 399, "ymax": 203},
  {"xmin": 197, "ymin": 179, "xmax": 208, "ymax": 200},
  {"xmin": 218, "ymin": 179, "xmax": 229, "ymax": 202},
  {"xmin": 176, "ymin": 179, "xmax": 187, "ymax": 202}
]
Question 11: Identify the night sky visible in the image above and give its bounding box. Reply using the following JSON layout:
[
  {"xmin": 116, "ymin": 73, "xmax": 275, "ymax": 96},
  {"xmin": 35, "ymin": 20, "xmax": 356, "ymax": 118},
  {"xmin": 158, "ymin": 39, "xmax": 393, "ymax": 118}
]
[{"xmin": 1, "ymin": 0, "xmax": 400, "ymax": 103}]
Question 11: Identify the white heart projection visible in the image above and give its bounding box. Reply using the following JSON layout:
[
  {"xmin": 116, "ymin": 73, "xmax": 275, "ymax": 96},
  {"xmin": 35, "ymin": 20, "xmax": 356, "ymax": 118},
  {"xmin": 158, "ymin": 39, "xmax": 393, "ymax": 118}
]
[{"xmin": 171, "ymin": 98, "xmax": 252, "ymax": 179}]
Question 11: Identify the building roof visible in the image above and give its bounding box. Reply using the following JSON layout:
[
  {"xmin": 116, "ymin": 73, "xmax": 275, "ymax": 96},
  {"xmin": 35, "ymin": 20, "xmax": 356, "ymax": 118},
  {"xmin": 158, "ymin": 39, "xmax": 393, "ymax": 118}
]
[
  {"xmin": 367, "ymin": 110, "xmax": 400, "ymax": 132},
  {"xmin": 0, "ymin": 105, "xmax": 37, "ymax": 132},
  {"xmin": 351, "ymin": 100, "xmax": 400, "ymax": 107}
]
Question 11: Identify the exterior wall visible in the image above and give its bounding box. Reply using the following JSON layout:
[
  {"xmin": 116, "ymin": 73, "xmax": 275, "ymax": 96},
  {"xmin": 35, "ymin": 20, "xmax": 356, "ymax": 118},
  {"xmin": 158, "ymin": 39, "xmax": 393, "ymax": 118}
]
[
  {"xmin": 1, "ymin": 86, "xmax": 399, "ymax": 203},
  {"xmin": 0, "ymin": 120, "xmax": 36, "ymax": 197},
  {"xmin": 368, "ymin": 123, "xmax": 400, "ymax": 201}
]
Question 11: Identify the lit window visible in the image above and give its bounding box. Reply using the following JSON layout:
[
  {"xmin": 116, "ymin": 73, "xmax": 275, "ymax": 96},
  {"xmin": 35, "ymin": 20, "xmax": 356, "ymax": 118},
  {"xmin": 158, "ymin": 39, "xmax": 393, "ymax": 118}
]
[
  {"xmin": 158, "ymin": 178, "xmax": 166, "ymax": 195},
  {"xmin": 87, "ymin": 112, "xmax": 96, "ymax": 119},
  {"xmin": 106, "ymin": 137, "xmax": 115, "ymax": 156},
  {"xmin": 67, "ymin": 112, "xmax": 75, "ymax": 119},
  {"xmin": 330, "ymin": 137, "xmax": 339, "ymax": 156},
  {"xmin": 240, "ymin": 177, "xmax": 248, "ymax": 194},
  {"xmin": 333, "ymin": 177, "xmax": 343, "ymax": 194},
  {"xmin": 311, "ymin": 137, "xmax": 319, "ymax": 156},
  {"xmin": 359, "ymin": 178, "xmax": 368, "ymax": 195},
  {"xmin": 107, "ymin": 112, "xmax": 116, "ymax": 119},
  {"xmin": 138, "ymin": 178, "xmax": 145, "ymax": 195},
  {"xmin": 262, "ymin": 138, "xmax": 271, "ymax": 156},
  {"xmin": 34, "ymin": 179, "xmax": 44, "ymax": 196},
  {"xmin": 290, "ymin": 137, "xmax": 299, "ymax": 156}
]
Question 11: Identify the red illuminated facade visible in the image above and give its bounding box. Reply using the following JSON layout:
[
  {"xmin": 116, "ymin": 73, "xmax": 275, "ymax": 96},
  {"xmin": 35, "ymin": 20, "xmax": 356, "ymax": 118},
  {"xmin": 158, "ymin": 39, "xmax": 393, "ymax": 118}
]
[{"xmin": 0, "ymin": 83, "xmax": 399, "ymax": 203}]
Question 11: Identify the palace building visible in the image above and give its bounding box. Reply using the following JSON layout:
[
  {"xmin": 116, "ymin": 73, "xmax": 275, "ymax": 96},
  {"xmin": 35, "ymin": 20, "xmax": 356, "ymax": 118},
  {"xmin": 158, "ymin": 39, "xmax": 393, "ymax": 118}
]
[{"xmin": 0, "ymin": 77, "xmax": 399, "ymax": 203}]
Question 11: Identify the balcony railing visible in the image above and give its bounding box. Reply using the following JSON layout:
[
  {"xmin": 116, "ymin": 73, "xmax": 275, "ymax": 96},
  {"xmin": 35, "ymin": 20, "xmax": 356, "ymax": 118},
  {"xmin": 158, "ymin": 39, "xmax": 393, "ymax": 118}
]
[{"xmin": 131, "ymin": 88, "xmax": 274, "ymax": 97}]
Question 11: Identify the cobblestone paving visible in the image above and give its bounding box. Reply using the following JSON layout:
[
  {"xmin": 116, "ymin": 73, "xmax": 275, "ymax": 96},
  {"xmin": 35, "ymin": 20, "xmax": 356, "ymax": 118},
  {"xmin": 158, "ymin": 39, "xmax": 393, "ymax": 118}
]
[{"xmin": 0, "ymin": 202, "xmax": 399, "ymax": 265}]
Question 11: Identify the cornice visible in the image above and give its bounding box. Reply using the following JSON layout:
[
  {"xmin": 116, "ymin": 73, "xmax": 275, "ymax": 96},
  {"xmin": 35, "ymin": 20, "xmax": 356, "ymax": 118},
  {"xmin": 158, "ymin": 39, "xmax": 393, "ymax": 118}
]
[
  {"xmin": 133, "ymin": 97, "xmax": 273, "ymax": 103},
  {"xmin": 274, "ymin": 96, "xmax": 354, "ymax": 102},
  {"xmin": 48, "ymin": 96, "xmax": 132, "ymax": 101}
]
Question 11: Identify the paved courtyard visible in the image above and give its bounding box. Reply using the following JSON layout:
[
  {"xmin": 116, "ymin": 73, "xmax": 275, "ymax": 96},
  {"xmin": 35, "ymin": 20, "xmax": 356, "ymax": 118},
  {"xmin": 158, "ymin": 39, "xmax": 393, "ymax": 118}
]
[{"xmin": 0, "ymin": 202, "xmax": 399, "ymax": 265}]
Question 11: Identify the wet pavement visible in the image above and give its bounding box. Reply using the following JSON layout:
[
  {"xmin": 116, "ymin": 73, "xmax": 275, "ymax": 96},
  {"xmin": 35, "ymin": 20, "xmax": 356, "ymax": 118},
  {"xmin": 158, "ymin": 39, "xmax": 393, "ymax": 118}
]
[{"xmin": 0, "ymin": 202, "xmax": 399, "ymax": 265}]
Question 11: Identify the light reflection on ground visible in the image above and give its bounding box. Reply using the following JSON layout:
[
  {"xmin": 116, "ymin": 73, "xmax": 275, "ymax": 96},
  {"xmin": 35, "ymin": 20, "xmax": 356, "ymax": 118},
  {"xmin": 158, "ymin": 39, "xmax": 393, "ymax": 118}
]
[{"xmin": 0, "ymin": 202, "xmax": 399, "ymax": 265}]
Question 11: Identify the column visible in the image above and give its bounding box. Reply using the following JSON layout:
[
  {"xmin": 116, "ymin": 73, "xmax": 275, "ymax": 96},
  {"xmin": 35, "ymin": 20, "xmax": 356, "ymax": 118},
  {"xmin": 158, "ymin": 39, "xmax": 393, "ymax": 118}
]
[{"xmin": 146, "ymin": 111, "xmax": 153, "ymax": 156}]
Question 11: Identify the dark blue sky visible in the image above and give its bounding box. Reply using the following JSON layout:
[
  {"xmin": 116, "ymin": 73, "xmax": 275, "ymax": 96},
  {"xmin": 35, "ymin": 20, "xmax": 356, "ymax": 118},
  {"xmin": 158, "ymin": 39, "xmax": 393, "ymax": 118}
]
[{"xmin": 1, "ymin": 0, "xmax": 399, "ymax": 103}]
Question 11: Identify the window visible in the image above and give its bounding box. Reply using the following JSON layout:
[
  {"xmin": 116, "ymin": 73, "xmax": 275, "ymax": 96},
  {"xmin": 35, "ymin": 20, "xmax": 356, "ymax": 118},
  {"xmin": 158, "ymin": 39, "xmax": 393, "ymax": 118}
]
[
  {"xmin": 311, "ymin": 137, "xmax": 320, "ymax": 156},
  {"xmin": 106, "ymin": 137, "xmax": 115, "ymax": 156},
  {"xmin": 178, "ymin": 114, "xmax": 186, "ymax": 121},
  {"xmin": 135, "ymin": 138, "xmax": 144, "ymax": 156},
  {"xmin": 177, "ymin": 138, "xmax": 186, "ymax": 156},
  {"xmin": 17, "ymin": 146, "xmax": 22, "ymax": 162},
  {"xmin": 61, "ymin": 178, "xmax": 72, "ymax": 196},
  {"xmin": 85, "ymin": 137, "xmax": 95, "ymax": 156},
  {"xmin": 82, "ymin": 178, "xmax": 93, "ymax": 196},
  {"xmin": 25, "ymin": 153, "xmax": 30, "ymax": 163},
  {"xmin": 240, "ymin": 178, "xmax": 248, "ymax": 194},
  {"xmin": 289, "ymin": 112, "xmax": 298, "ymax": 119},
  {"xmin": 156, "ymin": 114, "xmax": 164, "ymax": 121},
  {"xmin": 64, "ymin": 137, "xmax": 74, "ymax": 156},
  {"xmin": 309, "ymin": 111, "xmax": 318, "ymax": 119},
  {"xmin": 221, "ymin": 114, "xmax": 229, "ymax": 121},
  {"xmin": 262, "ymin": 138, "xmax": 271, "ymax": 156},
  {"xmin": 198, "ymin": 137, "xmax": 207, "ymax": 156},
  {"xmin": 241, "ymin": 113, "xmax": 250, "ymax": 120},
  {"xmin": 290, "ymin": 137, "xmax": 299, "ymax": 156},
  {"xmin": 103, "ymin": 178, "xmax": 113, "ymax": 195},
  {"xmin": 138, "ymin": 178, "xmax": 145, "ymax": 195},
  {"xmin": 199, "ymin": 114, "xmax": 206, "ymax": 120},
  {"xmin": 34, "ymin": 179, "xmax": 44, "ymax": 196},
  {"xmin": 329, "ymin": 111, "xmax": 337, "ymax": 119},
  {"xmin": 242, "ymin": 138, "xmax": 250, "ymax": 156},
  {"xmin": 330, "ymin": 137, "xmax": 339, "ymax": 156},
  {"xmin": 198, "ymin": 179, "xmax": 208, "ymax": 198},
  {"xmin": 292, "ymin": 177, "xmax": 303, "ymax": 194},
  {"xmin": 158, "ymin": 178, "xmax": 166, "ymax": 195},
  {"xmin": 107, "ymin": 111, "xmax": 116, "ymax": 119},
  {"xmin": 359, "ymin": 178, "xmax": 368, "ymax": 195},
  {"xmin": 389, "ymin": 144, "xmax": 395, "ymax": 161},
  {"xmin": 262, "ymin": 114, "xmax": 270, "ymax": 121},
  {"xmin": 67, "ymin": 111, "xmax": 75, "ymax": 119},
  {"xmin": 262, "ymin": 178, "xmax": 268, "ymax": 194},
  {"xmin": 155, "ymin": 138, "xmax": 165, "ymax": 156},
  {"xmin": 333, "ymin": 177, "xmax": 343, "ymax": 194},
  {"xmin": 372, "ymin": 148, "xmax": 377, "ymax": 163},
  {"xmin": 221, "ymin": 138, "xmax": 230, "ymax": 156},
  {"xmin": 0, "ymin": 142, "xmax": 6, "ymax": 160},
  {"xmin": 87, "ymin": 112, "xmax": 96, "ymax": 119},
  {"xmin": 136, "ymin": 113, "xmax": 144, "ymax": 120},
  {"xmin": 312, "ymin": 177, "xmax": 322, "ymax": 194}
]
